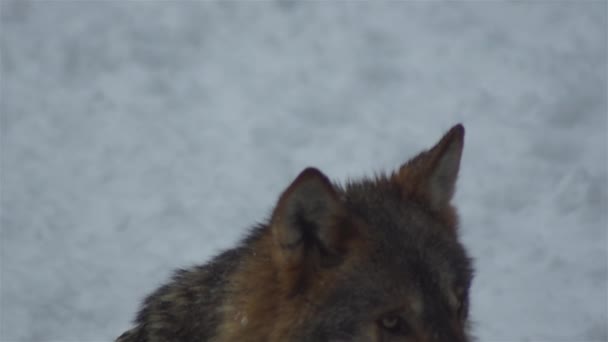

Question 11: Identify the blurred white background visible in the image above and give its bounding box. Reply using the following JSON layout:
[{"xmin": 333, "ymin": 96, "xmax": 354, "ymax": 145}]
[{"xmin": 1, "ymin": 1, "xmax": 606, "ymax": 341}]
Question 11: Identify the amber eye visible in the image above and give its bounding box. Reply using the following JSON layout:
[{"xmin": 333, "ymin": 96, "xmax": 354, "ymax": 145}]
[
  {"xmin": 378, "ymin": 314, "xmax": 408, "ymax": 335},
  {"xmin": 454, "ymin": 287, "xmax": 468, "ymax": 319},
  {"xmin": 381, "ymin": 316, "xmax": 399, "ymax": 330}
]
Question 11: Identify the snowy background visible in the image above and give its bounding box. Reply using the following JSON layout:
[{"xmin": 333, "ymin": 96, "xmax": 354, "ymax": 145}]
[{"xmin": 1, "ymin": 1, "xmax": 606, "ymax": 341}]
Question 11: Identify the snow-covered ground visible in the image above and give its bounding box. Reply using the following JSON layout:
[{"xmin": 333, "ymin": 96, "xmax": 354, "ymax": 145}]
[{"xmin": 1, "ymin": 1, "xmax": 606, "ymax": 341}]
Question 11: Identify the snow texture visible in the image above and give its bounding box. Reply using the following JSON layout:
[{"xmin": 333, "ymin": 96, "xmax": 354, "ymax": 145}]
[{"xmin": 1, "ymin": 1, "xmax": 606, "ymax": 341}]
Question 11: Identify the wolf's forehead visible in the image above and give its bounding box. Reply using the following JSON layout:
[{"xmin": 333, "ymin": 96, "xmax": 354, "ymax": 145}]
[
  {"xmin": 342, "ymin": 179, "xmax": 409, "ymax": 218},
  {"xmin": 342, "ymin": 183, "xmax": 434, "ymax": 235},
  {"xmin": 340, "ymin": 179, "xmax": 462, "ymax": 264}
]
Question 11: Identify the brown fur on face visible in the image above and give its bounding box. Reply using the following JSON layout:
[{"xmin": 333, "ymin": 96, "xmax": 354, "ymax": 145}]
[{"xmin": 117, "ymin": 124, "xmax": 473, "ymax": 342}]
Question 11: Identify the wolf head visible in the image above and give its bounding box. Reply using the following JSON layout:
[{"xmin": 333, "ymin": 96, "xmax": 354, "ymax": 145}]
[{"xmin": 270, "ymin": 124, "xmax": 473, "ymax": 342}]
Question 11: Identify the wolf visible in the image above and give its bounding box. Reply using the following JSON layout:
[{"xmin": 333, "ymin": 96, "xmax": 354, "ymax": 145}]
[{"xmin": 116, "ymin": 124, "xmax": 473, "ymax": 342}]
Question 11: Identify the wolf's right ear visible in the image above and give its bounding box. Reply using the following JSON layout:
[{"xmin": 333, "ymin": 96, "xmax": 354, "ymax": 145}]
[
  {"xmin": 271, "ymin": 168, "xmax": 354, "ymax": 294},
  {"xmin": 396, "ymin": 124, "xmax": 464, "ymax": 211}
]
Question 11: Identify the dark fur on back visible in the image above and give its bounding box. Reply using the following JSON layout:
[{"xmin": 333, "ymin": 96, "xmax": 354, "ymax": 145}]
[
  {"xmin": 117, "ymin": 228, "xmax": 270, "ymax": 342},
  {"xmin": 117, "ymin": 249, "xmax": 238, "ymax": 341},
  {"xmin": 117, "ymin": 124, "xmax": 474, "ymax": 342}
]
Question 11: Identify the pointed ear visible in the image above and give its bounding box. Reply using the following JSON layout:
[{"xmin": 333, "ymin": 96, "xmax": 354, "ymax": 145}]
[
  {"xmin": 271, "ymin": 168, "xmax": 354, "ymax": 294},
  {"xmin": 396, "ymin": 124, "xmax": 464, "ymax": 211}
]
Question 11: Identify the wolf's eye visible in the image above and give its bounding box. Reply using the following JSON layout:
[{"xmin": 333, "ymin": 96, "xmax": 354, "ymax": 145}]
[
  {"xmin": 457, "ymin": 296, "xmax": 469, "ymax": 319},
  {"xmin": 378, "ymin": 314, "xmax": 409, "ymax": 335},
  {"xmin": 381, "ymin": 316, "xmax": 398, "ymax": 329},
  {"xmin": 454, "ymin": 287, "xmax": 468, "ymax": 319}
]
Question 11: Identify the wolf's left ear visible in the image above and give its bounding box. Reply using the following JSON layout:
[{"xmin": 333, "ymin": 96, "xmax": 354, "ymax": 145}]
[
  {"xmin": 270, "ymin": 168, "xmax": 355, "ymax": 294},
  {"xmin": 396, "ymin": 124, "xmax": 464, "ymax": 211}
]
